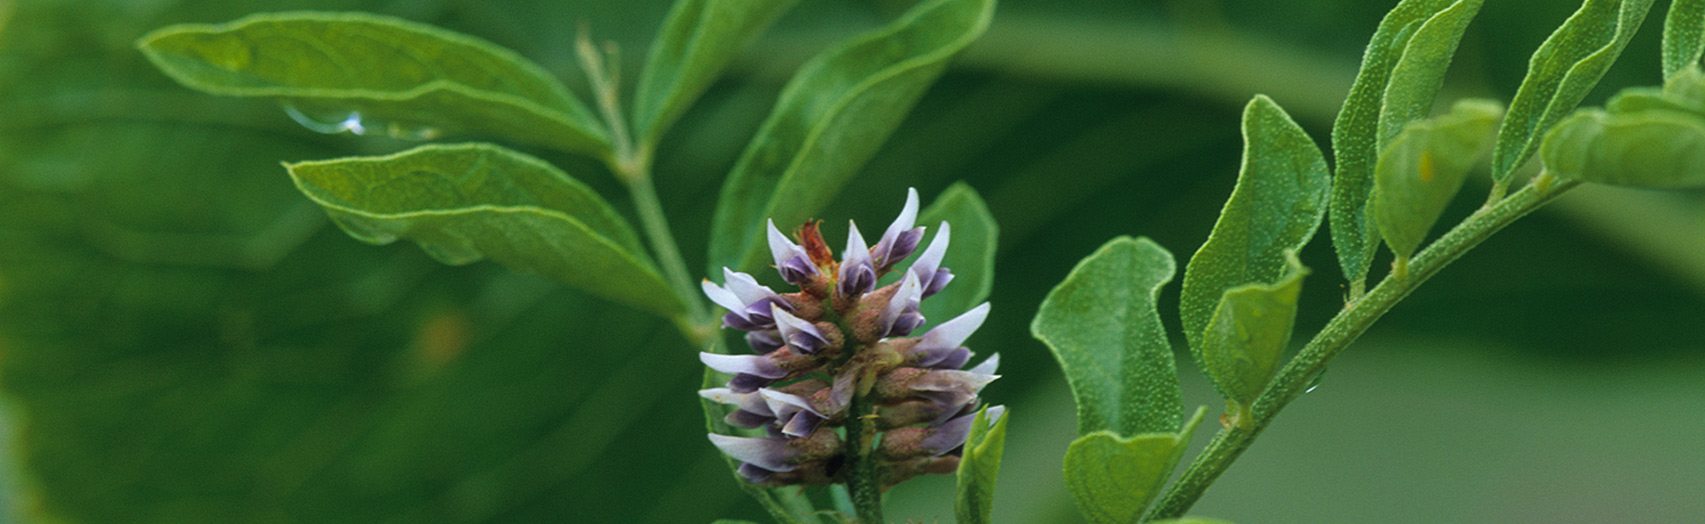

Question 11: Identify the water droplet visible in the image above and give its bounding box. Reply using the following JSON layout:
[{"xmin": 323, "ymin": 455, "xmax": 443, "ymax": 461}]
[
  {"xmin": 1304, "ymin": 367, "xmax": 1327, "ymax": 393},
  {"xmin": 282, "ymin": 104, "xmax": 367, "ymax": 135}
]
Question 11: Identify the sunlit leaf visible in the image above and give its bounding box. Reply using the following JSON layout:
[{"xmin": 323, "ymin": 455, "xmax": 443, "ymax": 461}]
[
  {"xmin": 915, "ymin": 182, "xmax": 998, "ymax": 324},
  {"xmin": 1330, "ymin": 0, "xmax": 1476, "ymax": 287},
  {"xmin": 1491, "ymin": 0, "xmax": 1657, "ymax": 185},
  {"xmin": 286, "ymin": 143, "xmax": 685, "ymax": 316},
  {"xmin": 138, "ymin": 12, "xmax": 610, "ymax": 155},
  {"xmin": 1201, "ymin": 253, "xmax": 1308, "ymax": 408},
  {"xmin": 706, "ymin": 0, "xmax": 995, "ymax": 274},
  {"xmin": 1180, "ymin": 96, "xmax": 1329, "ymax": 370},
  {"xmin": 1062, "ymin": 408, "xmax": 1205, "ymax": 524},
  {"xmin": 1374, "ymin": 99, "xmax": 1503, "ymax": 260},
  {"xmin": 954, "ymin": 406, "xmax": 1009, "ymax": 524},
  {"xmin": 633, "ymin": 0, "xmax": 796, "ymax": 145},
  {"xmin": 1664, "ymin": 0, "xmax": 1705, "ymax": 80},
  {"xmin": 1033, "ymin": 237, "xmax": 1182, "ymax": 436}
]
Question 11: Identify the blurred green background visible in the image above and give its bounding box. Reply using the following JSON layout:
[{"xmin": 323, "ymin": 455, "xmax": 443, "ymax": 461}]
[{"xmin": 2, "ymin": 0, "xmax": 1702, "ymax": 522}]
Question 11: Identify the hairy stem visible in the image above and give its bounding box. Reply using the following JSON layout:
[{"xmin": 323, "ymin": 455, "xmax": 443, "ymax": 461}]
[
  {"xmin": 1148, "ymin": 178, "xmax": 1580, "ymax": 519},
  {"xmin": 843, "ymin": 384, "xmax": 886, "ymax": 523}
]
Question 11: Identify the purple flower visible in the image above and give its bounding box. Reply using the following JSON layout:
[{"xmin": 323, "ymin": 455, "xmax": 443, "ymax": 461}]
[
  {"xmin": 702, "ymin": 268, "xmax": 785, "ymax": 331},
  {"xmin": 838, "ymin": 222, "xmax": 878, "ymax": 297},
  {"xmin": 768, "ymin": 220, "xmax": 819, "ymax": 286},
  {"xmin": 910, "ymin": 221, "xmax": 954, "ymax": 299},
  {"xmin": 871, "ymin": 188, "xmax": 925, "ymax": 271},
  {"xmin": 905, "ymin": 303, "xmax": 990, "ymax": 368},
  {"xmin": 708, "ymin": 434, "xmax": 798, "ymax": 472},
  {"xmin": 772, "ymin": 304, "xmax": 829, "ymax": 354},
  {"xmin": 879, "ymin": 272, "xmax": 926, "ymax": 338},
  {"xmin": 700, "ymin": 352, "xmax": 788, "ymax": 392},
  {"xmin": 759, "ymin": 389, "xmax": 827, "ymax": 437},
  {"xmin": 699, "ymin": 387, "xmax": 775, "ymax": 429}
]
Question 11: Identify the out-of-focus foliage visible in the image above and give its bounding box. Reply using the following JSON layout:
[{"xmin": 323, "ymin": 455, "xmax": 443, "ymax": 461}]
[{"xmin": 3, "ymin": 0, "xmax": 1704, "ymax": 522}]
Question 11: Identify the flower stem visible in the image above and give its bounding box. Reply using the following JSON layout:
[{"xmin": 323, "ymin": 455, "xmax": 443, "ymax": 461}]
[
  {"xmin": 843, "ymin": 384, "xmax": 886, "ymax": 523},
  {"xmin": 1147, "ymin": 178, "xmax": 1580, "ymax": 520}
]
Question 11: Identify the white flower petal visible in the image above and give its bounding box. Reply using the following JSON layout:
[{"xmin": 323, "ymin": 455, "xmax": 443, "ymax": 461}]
[
  {"xmin": 878, "ymin": 188, "xmax": 921, "ymax": 248},
  {"xmin": 911, "ymin": 221, "xmax": 951, "ymax": 279},
  {"xmin": 918, "ymin": 302, "xmax": 989, "ymax": 351},
  {"xmin": 699, "ymin": 353, "xmax": 785, "ymax": 378},
  {"xmin": 771, "ymin": 304, "xmax": 820, "ymax": 341},
  {"xmin": 767, "ymin": 220, "xmax": 804, "ymax": 268},
  {"xmin": 841, "ymin": 221, "xmax": 872, "ymax": 269},
  {"xmin": 968, "ymin": 353, "xmax": 1001, "ymax": 376},
  {"xmin": 722, "ymin": 268, "xmax": 775, "ymax": 305},
  {"xmin": 758, "ymin": 388, "xmax": 821, "ymax": 418},
  {"xmin": 701, "ymin": 280, "xmax": 749, "ymax": 319},
  {"xmin": 708, "ymin": 434, "xmax": 797, "ymax": 472},
  {"xmin": 880, "ymin": 271, "xmax": 923, "ymax": 333}
]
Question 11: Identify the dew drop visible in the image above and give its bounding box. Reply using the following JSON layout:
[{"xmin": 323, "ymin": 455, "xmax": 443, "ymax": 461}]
[
  {"xmin": 1304, "ymin": 367, "xmax": 1327, "ymax": 394},
  {"xmin": 283, "ymin": 103, "xmax": 367, "ymax": 135}
]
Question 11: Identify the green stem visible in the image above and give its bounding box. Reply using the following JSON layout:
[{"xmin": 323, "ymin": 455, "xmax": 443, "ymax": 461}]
[
  {"xmin": 1147, "ymin": 179, "xmax": 1580, "ymax": 520},
  {"xmin": 624, "ymin": 168, "xmax": 711, "ymax": 328},
  {"xmin": 843, "ymin": 387, "xmax": 885, "ymax": 523}
]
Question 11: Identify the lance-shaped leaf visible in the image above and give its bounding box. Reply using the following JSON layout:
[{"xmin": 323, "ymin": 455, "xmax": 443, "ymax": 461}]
[
  {"xmin": 1181, "ymin": 96, "xmax": 1329, "ymax": 368},
  {"xmin": 1664, "ymin": 0, "xmax": 1705, "ymax": 80},
  {"xmin": 1541, "ymin": 108, "xmax": 1705, "ymax": 188},
  {"xmin": 138, "ymin": 12, "xmax": 609, "ymax": 156},
  {"xmin": 285, "ymin": 144, "xmax": 685, "ymax": 316},
  {"xmin": 633, "ymin": 0, "xmax": 796, "ymax": 145},
  {"xmin": 1377, "ymin": 0, "xmax": 1485, "ymax": 146},
  {"xmin": 1330, "ymin": 0, "xmax": 1474, "ymax": 287},
  {"xmin": 954, "ymin": 406, "xmax": 1009, "ymax": 524},
  {"xmin": 1033, "ymin": 237, "xmax": 1182, "ymax": 436},
  {"xmin": 916, "ymin": 182, "xmax": 998, "ymax": 323},
  {"xmin": 1374, "ymin": 99, "xmax": 1503, "ymax": 260},
  {"xmin": 1062, "ymin": 408, "xmax": 1206, "ymax": 524},
  {"xmin": 706, "ymin": 0, "xmax": 995, "ymax": 274},
  {"xmin": 1200, "ymin": 254, "xmax": 1308, "ymax": 408},
  {"xmin": 1491, "ymin": 0, "xmax": 1657, "ymax": 185}
]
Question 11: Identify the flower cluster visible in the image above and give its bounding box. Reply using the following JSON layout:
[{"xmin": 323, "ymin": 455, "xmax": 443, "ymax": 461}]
[{"xmin": 699, "ymin": 188, "xmax": 1001, "ymax": 487}]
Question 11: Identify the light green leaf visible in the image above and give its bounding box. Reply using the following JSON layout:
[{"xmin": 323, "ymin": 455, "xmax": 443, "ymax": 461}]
[
  {"xmin": 1201, "ymin": 253, "xmax": 1308, "ymax": 408},
  {"xmin": 138, "ymin": 12, "xmax": 609, "ymax": 156},
  {"xmin": 1377, "ymin": 0, "xmax": 1485, "ymax": 147},
  {"xmin": 1541, "ymin": 108, "xmax": 1705, "ymax": 188},
  {"xmin": 1374, "ymin": 99, "xmax": 1504, "ymax": 260},
  {"xmin": 285, "ymin": 143, "xmax": 685, "ymax": 316},
  {"xmin": 1607, "ymin": 66, "xmax": 1705, "ymax": 114},
  {"xmin": 1491, "ymin": 0, "xmax": 1657, "ymax": 185},
  {"xmin": 1664, "ymin": 0, "xmax": 1705, "ymax": 80},
  {"xmin": 1062, "ymin": 408, "xmax": 1206, "ymax": 524},
  {"xmin": 1330, "ymin": 0, "xmax": 1470, "ymax": 287},
  {"xmin": 1180, "ymin": 96, "xmax": 1329, "ymax": 370},
  {"xmin": 1150, "ymin": 519, "xmax": 1236, "ymax": 524},
  {"xmin": 1032, "ymin": 237, "xmax": 1182, "ymax": 436},
  {"xmin": 706, "ymin": 0, "xmax": 995, "ymax": 274},
  {"xmin": 954, "ymin": 406, "xmax": 1009, "ymax": 524},
  {"xmin": 633, "ymin": 0, "xmax": 795, "ymax": 146},
  {"xmin": 916, "ymin": 182, "xmax": 998, "ymax": 324}
]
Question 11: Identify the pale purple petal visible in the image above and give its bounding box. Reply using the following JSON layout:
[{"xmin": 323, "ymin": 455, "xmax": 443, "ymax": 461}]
[
  {"xmin": 838, "ymin": 221, "xmax": 876, "ymax": 297},
  {"xmin": 768, "ymin": 220, "xmax": 818, "ymax": 284},
  {"xmin": 737, "ymin": 463, "xmax": 779, "ymax": 483},
  {"xmin": 708, "ymin": 434, "xmax": 797, "ymax": 472},
  {"xmin": 916, "ymin": 303, "xmax": 989, "ymax": 352},
  {"xmin": 728, "ymin": 373, "xmax": 775, "ymax": 393},
  {"xmin": 722, "ymin": 269, "xmax": 776, "ymax": 305},
  {"xmin": 873, "ymin": 188, "xmax": 923, "ymax": 268},
  {"xmin": 913, "ymin": 369, "xmax": 1000, "ymax": 395},
  {"xmin": 702, "ymin": 280, "xmax": 750, "ymax": 319},
  {"xmin": 758, "ymin": 389, "xmax": 822, "ymax": 420},
  {"xmin": 985, "ymin": 405, "xmax": 1006, "ymax": 426},
  {"xmin": 745, "ymin": 330, "xmax": 784, "ymax": 354},
  {"xmin": 771, "ymin": 304, "xmax": 827, "ymax": 353},
  {"xmin": 968, "ymin": 352, "xmax": 1001, "ymax": 376},
  {"xmin": 921, "ymin": 411, "xmax": 978, "ymax": 456},
  {"xmin": 910, "ymin": 221, "xmax": 951, "ymax": 296},
  {"xmin": 781, "ymin": 412, "xmax": 823, "ymax": 438},
  {"xmin": 880, "ymin": 271, "xmax": 924, "ymax": 337},
  {"xmin": 700, "ymin": 353, "xmax": 786, "ymax": 379},
  {"xmin": 699, "ymin": 388, "xmax": 773, "ymax": 416}
]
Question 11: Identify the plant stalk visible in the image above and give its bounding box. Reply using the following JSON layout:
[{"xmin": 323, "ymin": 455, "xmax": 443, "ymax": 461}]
[
  {"xmin": 1147, "ymin": 179, "xmax": 1580, "ymax": 520},
  {"xmin": 843, "ymin": 383, "xmax": 886, "ymax": 523}
]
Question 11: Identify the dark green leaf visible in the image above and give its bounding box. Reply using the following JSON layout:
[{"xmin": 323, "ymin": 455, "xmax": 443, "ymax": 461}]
[
  {"xmin": 1374, "ymin": 99, "xmax": 1503, "ymax": 259},
  {"xmin": 138, "ymin": 12, "xmax": 610, "ymax": 155},
  {"xmin": 1541, "ymin": 108, "xmax": 1705, "ymax": 188},
  {"xmin": 1180, "ymin": 96, "xmax": 1329, "ymax": 369},
  {"xmin": 954, "ymin": 406, "xmax": 1009, "ymax": 524},
  {"xmin": 916, "ymin": 182, "xmax": 999, "ymax": 324},
  {"xmin": 1062, "ymin": 408, "xmax": 1206, "ymax": 524},
  {"xmin": 1491, "ymin": 0, "xmax": 1657, "ymax": 185},
  {"xmin": 1149, "ymin": 519, "xmax": 1236, "ymax": 524},
  {"xmin": 633, "ymin": 0, "xmax": 796, "ymax": 145},
  {"xmin": 1201, "ymin": 253, "xmax": 1308, "ymax": 407},
  {"xmin": 706, "ymin": 0, "xmax": 995, "ymax": 274},
  {"xmin": 286, "ymin": 143, "xmax": 684, "ymax": 316},
  {"xmin": 1033, "ymin": 237, "xmax": 1182, "ymax": 436},
  {"xmin": 1664, "ymin": 0, "xmax": 1705, "ymax": 80},
  {"xmin": 1330, "ymin": 0, "xmax": 1470, "ymax": 287}
]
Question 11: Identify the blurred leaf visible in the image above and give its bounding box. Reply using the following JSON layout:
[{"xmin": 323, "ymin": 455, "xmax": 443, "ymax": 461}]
[
  {"xmin": 1330, "ymin": 0, "xmax": 1472, "ymax": 287},
  {"xmin": 286, "ymin": 143, "xmax": 684, "ymax": 316},
  {"xmin": 1542, "ymin": 108, "xmax": 1705, "ymax": 189},
  {"xmin": 633, "ymin": 0, "xmax": 795, "ymax": 146},
  {"xmin": 954, "ymin": 405, "xmax": 1009, "ymax": 524},
  {"xmin": 914, "ymin": 182, "xmax": 998, "ymax": 324},
  {"xmin": 1374, "ymin": 99, "xmax": 1503, "ymax": 259},
  {"xmin": 1608, "ymin": 66, "xmax": 1705, "ymax": 113},
  {"xmin": 1664, "ymin": 0, "xmax": 1705, "ymax": 80},
  {"xmin": 1062, "ymin": 408, "xmax": 1205, "ymax": 524},
  {"xmin": 706, "ymin": 0, "xmax": 995, "ymax": 274},
  {"xmin": 138, "ymin": 12, "xmax": 610, "ymax": 156},
  {"xmin": 1149, "ymin": 519, "xmax": 1236, "ymax": 524},
  {"xmin": 1490, "ymin": 0, "xmax": 1657, "ymax": 185},
  {"xmin": 1180, "ymin": 96, "xmax": 1328, "ymax": 370},
  {"xmin": 1201, "ymin": 253, "xmax": 1308, "ymax": 408},
  {"xmin": 1033, "ymin": 237, "xmax": 1182, "ymax": 436},
  {"xmin": 1377, "ymin": 0, "xmax": 1484, "ymax": 147}
]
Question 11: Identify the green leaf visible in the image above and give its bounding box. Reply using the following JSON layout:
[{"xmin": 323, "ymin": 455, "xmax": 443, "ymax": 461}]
[
  {"xmin": 1377, "ymin": 0, "xmax": 1485, "ymax": 147},
  {"xmin": 1374, "ymin": 99, "xmax": 1503, "ymax": 260},
  {"xmin": 1032, "ymin": 237, "xmax": 1182, "ymax": 436},
  {"xmin": 1664, "ymin": 0, "xmax": 1705, "ymax": 80},
  {"xmin": 1201, "ymin": 253, "xmax": 1308, "ymax": 408},
  {"xmin": 1490, "ymin": 0, "xmax": 1657, "ymax": 185},
  {"xmin": 1180, "ymin": 96, "xmax": 1329, "ymax": 370},
  {"xmin": 706, "ymin": 0, "xmax": 995, "ymax": 274},
  {"xmin": 633, "ymin": 0, "xmax": 796, "ymax": 146},
  {"xmin": 1062, "ymin": 408, "xmax": 1206, "ymax": 524},
  {"xmin": 1149, "ymin": 519, "xmax": 1236, "ymax": 524},
  {"xmin": 1541, "ymin": 108, "xmax": 1705, "ymax": 188},
  {"xmin": 138, "ymin": 12, "xmax": 610, "ymax": 156},
  {"xmin": 954, "ymin": 406, "xmax": 1010, "ymax": 524},
  {"xmin": 916, "ymin": 182, "xmax": 999, "ymax": 323},
  {"xmin": 1330, "ymin": 0, "xmax": 1473, "ymax": 287},
  {"xmin": 285, "ymin": 143, "xmax": 685, "ymax": 316},
  {"xmin": 1607, "ymin": 66, "xmax": 1705, "ymax": 115}
]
